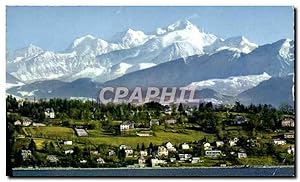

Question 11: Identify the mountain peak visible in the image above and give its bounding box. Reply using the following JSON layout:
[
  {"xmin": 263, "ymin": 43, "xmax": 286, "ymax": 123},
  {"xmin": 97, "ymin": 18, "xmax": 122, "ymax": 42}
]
[
  {"xmin": 111, "ymin": 28, "xmax": 150, "ymax": 48},
  {"xmin": 166, "ymin": 19, "xmax": 198, "ymax": 32},
  {"xmin": 225, "ymin": 36, "xmax": 252, "ymax": 44},
  {"xmin": 71, "ymin": 34, "xmax": 97, "ymax": 48}
]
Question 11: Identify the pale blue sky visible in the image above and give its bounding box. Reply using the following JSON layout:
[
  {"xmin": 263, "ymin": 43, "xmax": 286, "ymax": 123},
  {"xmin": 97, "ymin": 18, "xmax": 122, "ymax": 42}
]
[{"xmin": 7, "ymin": 6, "xmax": 294, "ymax": 51}]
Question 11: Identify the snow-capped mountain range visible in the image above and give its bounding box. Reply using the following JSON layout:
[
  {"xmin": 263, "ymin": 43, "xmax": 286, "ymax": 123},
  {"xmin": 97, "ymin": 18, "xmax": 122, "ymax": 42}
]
[
  {"xmin": 6, "ymin": 19, "xmax": 295, "ymax": 107},
  {"xmin": 7, "ymin": 19, "xmax": 259, "ymax": 83}
]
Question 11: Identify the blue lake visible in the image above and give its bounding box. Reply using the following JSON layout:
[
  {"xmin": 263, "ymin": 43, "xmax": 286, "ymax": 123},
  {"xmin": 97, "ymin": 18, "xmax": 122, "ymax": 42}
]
[{"xmin": 12, "ymin": 167, "xmax": 295, "ymax": 177}]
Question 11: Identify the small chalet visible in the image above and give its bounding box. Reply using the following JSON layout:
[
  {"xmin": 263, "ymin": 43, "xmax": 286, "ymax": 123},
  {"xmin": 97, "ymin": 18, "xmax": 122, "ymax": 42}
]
[
  {"xmin": 281, "ymin": 117, "xmax": 295, "ymax": 127},
  {"xmin": 45, "ymin": 108, "xmax": 55, "ymax": 119},
  {"xmin": 120, "ymin": 121, "xmax": 134, "ymax": 132}
]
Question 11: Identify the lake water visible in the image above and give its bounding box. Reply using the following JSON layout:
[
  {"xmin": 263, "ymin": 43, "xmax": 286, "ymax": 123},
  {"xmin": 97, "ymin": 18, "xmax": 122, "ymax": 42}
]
[{"xmin": 12, "ymin": 167, "xmax": 295, "ymax": 177}]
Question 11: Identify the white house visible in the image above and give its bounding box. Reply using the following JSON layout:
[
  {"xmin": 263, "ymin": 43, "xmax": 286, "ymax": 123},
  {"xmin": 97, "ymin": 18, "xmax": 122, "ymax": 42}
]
[
  {"xmin": 64, "ymin": 141, "xmax": 73, "ymax": 145},
  {"xmin": 281, "ymin": 118, "xmax": 295, "ymax": 127},
  {"xmin": 138, "ymin": 156, "xmax": 146, "ymax": 167},
  {"xmin": 33, "ymin": 123, "xmax": 46, "ymax": 127},
  {"xmin": 157, "ymin": 146, "xmax": 168, "ymax": 156},
  {"xmin": 151, "ymin": 158, "xmax": 167, "ymax": 167},
  {"xmin": 65, "ymin": 149, "xmax": 74, "ymax": 154},
  {"xmin": 178, "ymin": 153, "xmax": 192, "ymax": 160},
  {"xmin": 203, "ymin": 143, "xmax": 212, "ymax": 151},
  {"xmin": 22, "ymin": 118, "xmax": 32, "ymax": 126},
  {"xmin": 165, "ymin": 142, "xmax": 173, "ymax": 149},
  {"xmin": 140, "ymin": 150, "xmax": 148, "ymax": 157},
  {"xmin": 238, "ymin": 152, "xmax": 247, "ymax": 158},
  {"xmin": 80, "ymin": 159, "xmax": 87, "ymax": 164},
  {"xmin": 108, "ymin": 150, "xmax": 115, "ymax": 156},
  {"xmin": 169, "ymin": 158, "xmax": 176, "ymax": 163},
  {"xmin": 229, "ymin": 138, "xmax": 239, "ymax": 147},
  {"xmin": 191, "ymin": 157, "xmax": 200, "ymax": 163},
  {"xmin": 97, "ymin": 157, "xmax": 105, "ymax": 164},
  {"xmin": 14, "ymin": 120, "xmax": 22, "ymax": 126},
  {"xmin": 45, "ymin": 108, "xmax": 55, "ymax": 119},
  {"xmin": 284, "ymin": 132, "xmax": 295, "ymax": 139},
  {"xmin": 205, "ymin": 150, "xmax": 222, "ymax": 157},
  {"xmin": 181, "ymin": 143, "xmax": 190, "ymax": 150},
  {"xmin": 287, "ymin": 145, "xmax": 295, "ymax": 155},
  {"xmin": 125, "ymin": 149, "xmax": 134, "ymax": 157},
  {"xmin": 216, "ymin": 141, "xmax": 224, "ymax": 148},
  {"xmin": 273, "ymin": 139, "xmax": 286, "ymax": 145},
  {"xmin": 120, "ymin": 121, "xmax": 134, "ymax": 132},
  {"xmin": 165, "ymin": 142, "xmax": 176, "ymax": 151},
  {"xmin": 119, "ymin": 145, "xmax": 127, "ymax": 150}
]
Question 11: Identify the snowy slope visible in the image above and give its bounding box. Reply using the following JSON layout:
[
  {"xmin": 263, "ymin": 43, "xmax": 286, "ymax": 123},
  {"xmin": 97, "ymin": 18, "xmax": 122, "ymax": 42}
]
[
  {"xmin": 186, "ymin": 73, "xmax": 271, "ymax": 96},
  {"xmin": 204, "ymin": 36, "xmax": 258, "ymax": 54}
]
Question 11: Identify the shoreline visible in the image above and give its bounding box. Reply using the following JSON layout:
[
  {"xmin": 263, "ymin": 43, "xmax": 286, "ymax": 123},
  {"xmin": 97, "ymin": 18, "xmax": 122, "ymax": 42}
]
[{"xmin": 13, "ymin": 165, "xmax": 295, "ymax": 170}]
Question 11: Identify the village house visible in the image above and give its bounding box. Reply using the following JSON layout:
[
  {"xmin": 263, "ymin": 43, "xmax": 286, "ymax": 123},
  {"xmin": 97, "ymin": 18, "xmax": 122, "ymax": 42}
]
[
  {"xmin": 181, "ymin": 143, "xmax": 190, "ymax": 150},
  {"xmin": 165, "ymin": 119, "xmax": 177, "ymax": 125},
  {"xmin": 108, "ymin": 150, "xmax": 115, "ymax": 156},
  {"xmin": 32, "ymin": 123, "xmax": 46, "ymax": 127},
  {"xmin": 46, "ymin": 155, "xmax": 59, "ymax": 163},
  {"xmin": 229, "ymin": 138, "xmax": 239, "ymax": 147},
  {"xmin": 150, "ymin": 119, "xmax": 160, "ymax": 126},
  {"xmin": 190, "ymin": 157, "xmax": 200, "ymax": 163},
  {"xmin": 216, "ymin": 141, "xmax": 224, "ymax": 148},
  {"xmin": 151, "ymin": 158, "xmax": 167, "ymax": 167},
  {"xmin": 205, "ymin": 150, "xmax": 222, "ymax": 157},
  {"xmin": 90, "ymin": 150, "xmax": 99, "ymax": 155},
  {"xmin": 238, "ymin": 152, "xmax": 247, "ymax": 158},
  {"xmin": 74, "ymin": 128, "xmax": 88, "ymax": 137},
  {"xmin": 14, "ymin": 120, "xmax": 22, "ymax": 126},
  {"xmin": 169, "ymin": 158, "xmax": 176, "ymax": 163},
  {"xmin": 165, "ymin": 142, "xmax": 176, "ymax": 152},
  {"xmin": 97, "ymin": 157, "xmax": 105, "ymax": 164},
  {"xmin": 178, "ymin": 153, "xmax": 192, "ymax": 161},
  {"xmin": 17, "ymin": 134, "xmax": 25, "ymax": 139},
  {"xmin": 125, "ymin": 148, "xmax": 134, "ymax": 157},
  {"xmin": 21, "ymin": 150, "xmax": 32, "ymax": 161},
  {"xmin": 138, "ymin": 156, "xmax": 146, "ymax": 167},
  {"xmin": 157, "ymin": 146, "xmax": 168, "ymax": 156},
  {"xmin": 80, "ymin": 159, "xmax": 87, "ymax": 164},
  {"xmin": 203, "ymin": 142, "xmax": 212, "ymax": 151},
  {"xmin": 284, "ymin": 132, "xmax": 295, "ymax": 139},
  {"xmin": 65, "ymin": 149, "xmax": 74, "ymax": 154},
  {"xmin": 63, "ymin": 141, "xmax": 73, "ymax": 145},
  {"xmin": 287, "ymin": 145, "xmax": 295, "ymax": 155},
  {"xmin": 120, "ymin": 121, "xmax": 134, "ymax": 132},
  {"xmin": 119, "ymin": 145, "xmax": 134, "ymax": 157},
  {"xmin": 140, "ymin": 150, "xmax": 148, "ymax": 157},
  {"xmin": 281, "ymin": 117, "xmax": 295, "ymax": 127},
  {"xmin": 22, "ymin": 118, "xmax": 32, "ymax": 126},
  {"xmin": 45, "ymin": 108, "xmax": 55, "ymax": 119},
  {"xmin": 273, "ymin": 139, "xmax": 286, "ymax": 145}
]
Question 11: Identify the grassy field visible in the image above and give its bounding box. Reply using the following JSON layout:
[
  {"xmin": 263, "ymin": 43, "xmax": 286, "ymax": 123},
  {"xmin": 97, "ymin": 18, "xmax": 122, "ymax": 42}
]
[
  {"xmin": 27, "ymin": 126, "xmax": 215, "ymax": 147},
  {"xmin": 238, "ymin": 156, "xmax": 276, "ymax": 166}
]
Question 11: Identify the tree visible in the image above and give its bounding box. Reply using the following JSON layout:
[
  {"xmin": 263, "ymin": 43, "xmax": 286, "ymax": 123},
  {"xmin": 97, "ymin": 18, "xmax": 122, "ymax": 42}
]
[
  {"xmin": 141, "ymin": 143, "xmax": 145, "ymax": 151},
  {"xmin": 28, "ymin": 139, "xmax": 36, "ymax": 152}
]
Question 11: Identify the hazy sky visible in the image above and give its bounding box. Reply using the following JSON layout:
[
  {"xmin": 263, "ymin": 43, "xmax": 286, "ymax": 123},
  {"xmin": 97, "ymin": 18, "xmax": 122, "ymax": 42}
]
[{"xmin": 7, "ymin": 6, "xmax": 294, "ymax": 51}]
